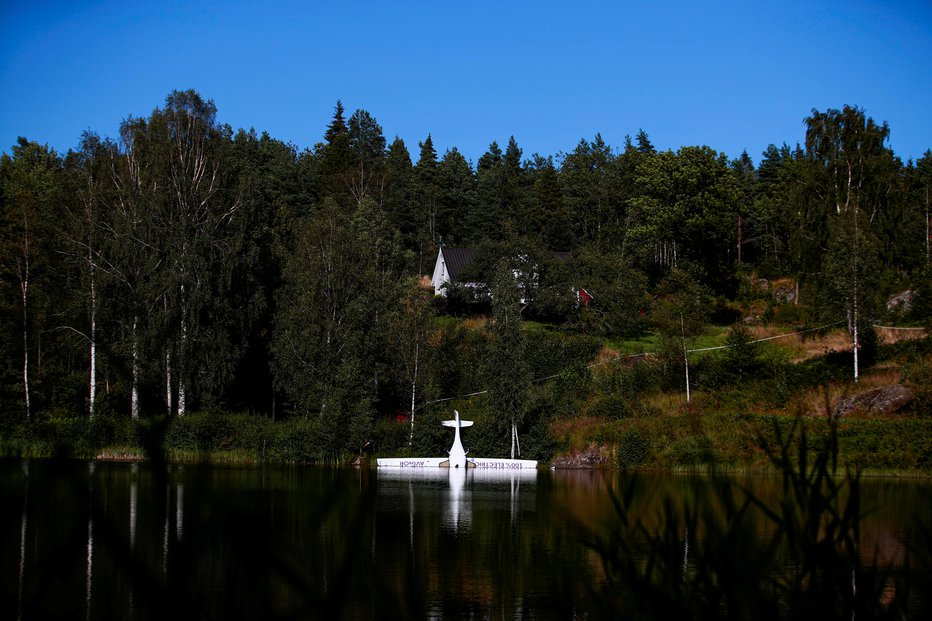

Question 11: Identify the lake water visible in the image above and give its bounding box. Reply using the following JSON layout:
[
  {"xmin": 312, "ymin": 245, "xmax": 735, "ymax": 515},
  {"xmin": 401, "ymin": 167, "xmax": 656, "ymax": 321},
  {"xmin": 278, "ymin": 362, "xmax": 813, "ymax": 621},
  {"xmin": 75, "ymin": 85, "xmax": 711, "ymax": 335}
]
[{"xmin": 2, "ymin": 459, "xmax": 930, "ymax": 619}]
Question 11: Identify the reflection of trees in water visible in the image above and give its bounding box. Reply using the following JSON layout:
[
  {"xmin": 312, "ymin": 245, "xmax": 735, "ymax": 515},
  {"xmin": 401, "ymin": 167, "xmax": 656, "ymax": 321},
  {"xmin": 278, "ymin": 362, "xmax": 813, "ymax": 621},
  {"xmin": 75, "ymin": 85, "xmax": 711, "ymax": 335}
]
[
  {"xmin": 8, "ymin": 461, "xmax": 388, "ymax": 619},
  {"xmin": 4, "ymin": 423, "xmax": 930, "ymax": 619},
  {"xmin": 583, "ymin": 420, "xmax": 932, "ymax": 618}
]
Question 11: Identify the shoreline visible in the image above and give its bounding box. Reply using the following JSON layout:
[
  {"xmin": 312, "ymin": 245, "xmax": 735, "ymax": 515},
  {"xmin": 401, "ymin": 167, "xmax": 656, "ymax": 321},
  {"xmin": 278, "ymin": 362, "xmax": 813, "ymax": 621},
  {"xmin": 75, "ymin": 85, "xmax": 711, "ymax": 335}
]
[{"xmin": 3, "ymin": 448, "xmax": 929, "ymax": 479}]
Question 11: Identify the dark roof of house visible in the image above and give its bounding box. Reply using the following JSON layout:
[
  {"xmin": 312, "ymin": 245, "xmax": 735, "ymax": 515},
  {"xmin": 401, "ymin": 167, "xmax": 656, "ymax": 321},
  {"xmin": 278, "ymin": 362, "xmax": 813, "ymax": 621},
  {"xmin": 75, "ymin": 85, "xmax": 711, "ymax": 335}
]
[
  {"xmin": 442, "ymin": 247, "xmax": 572, "ymax": 283},
  {"xmin": 441, "ymin": 247, "xmax": 476, "ymax": 282}
]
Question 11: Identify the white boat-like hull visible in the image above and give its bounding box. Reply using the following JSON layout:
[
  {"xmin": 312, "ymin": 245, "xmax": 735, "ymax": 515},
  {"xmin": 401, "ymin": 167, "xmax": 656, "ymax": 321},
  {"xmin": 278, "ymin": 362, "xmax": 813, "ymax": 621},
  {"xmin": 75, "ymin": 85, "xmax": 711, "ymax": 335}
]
[
  {"xmin": 469, "ymin": 457, "xmax": 538, "ymax": 470},
  {"xmin": 377, "ymin": 410, "xmax": 538, "ymax": 469},
  {"xmin": 376, "ymin": 456, "xmax": 537, "ymax": 469},
  {"xmin": 376, "ymin": 457, "xmax": 449, "ymax": 468}
]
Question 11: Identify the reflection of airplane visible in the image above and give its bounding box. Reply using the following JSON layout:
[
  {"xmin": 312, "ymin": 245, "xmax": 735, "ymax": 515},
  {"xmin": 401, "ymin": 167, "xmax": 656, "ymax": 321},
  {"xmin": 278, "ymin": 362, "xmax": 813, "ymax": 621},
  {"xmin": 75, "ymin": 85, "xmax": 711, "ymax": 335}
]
[
  {"xmin": 377, "ymin": 464, "xmax": 537, "ymax": 534},
  {"xmin": 447, "ymin": 466, "xmax": 468, "ymax": 529},
  {"xmin": 377, "ymin": 410, "xmax": 538, "ymax": 469}
]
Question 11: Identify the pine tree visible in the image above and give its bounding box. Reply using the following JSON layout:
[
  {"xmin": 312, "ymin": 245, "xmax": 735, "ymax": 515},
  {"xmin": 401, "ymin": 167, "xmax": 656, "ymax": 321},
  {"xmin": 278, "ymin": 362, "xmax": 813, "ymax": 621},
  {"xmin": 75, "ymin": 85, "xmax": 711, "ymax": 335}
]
[
  {"xmin": 316, "ymin": 100, "xmax": 354, "ymax": 206},
  {"xmin": 560, "ymin": 135, "xmax": 617, "ymax": 248},
  {"xmin": 324, "ymin": 100, "xmax": 348, "ymax": 144},
  {"xmin": 347, "ymin": 109, "xmax": 386, "ymax": 206},
  {"xmin": 413, "ymin": 135, "xmax": 439, "ymax": 271},
  {"xmin": 436, "ymin": 147, "xmax": 476, "ymax": 243},
  {"xmin": 474, "ymin": 141, "xmax": 506, "ymax": 240},
  {"xmin": 636, "ymin": 129, "xmax": 655, "ymax": 154},
  {"xmin": 528, "ymin": 154, "xmax": 570, "ymax": 249},
  {"xmin": 383, "ymin": 137, "xmax": 415, "ymax": 255}
]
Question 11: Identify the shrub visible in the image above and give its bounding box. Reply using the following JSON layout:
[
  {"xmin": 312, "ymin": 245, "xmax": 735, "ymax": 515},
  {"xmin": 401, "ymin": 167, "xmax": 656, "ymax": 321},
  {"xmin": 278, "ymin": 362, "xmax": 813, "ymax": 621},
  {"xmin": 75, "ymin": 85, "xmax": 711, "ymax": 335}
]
[
  {"xmin": 519, "ymin": 397, "xmax": 559, "ymax": 460},
  {"xmin": 596, "ymin": 358, "xmax": 662, "ymax": 403},
  {"xmin": 664, "ymin": 434, "xmax": 715, "ymax": 467},
  {"xmin": 616, "ymin": 429, "xmax": 648, "ymax": 469},
  {"xmin": 272, "ymin": 418, "xmax": 320, "ymax": 462},
  {"xmin": 79, "ymin": 414, "xmax": 117, "ymax": 452},
  {"xmin": 374, "ymin": 416, "xmax": 411, "ymax": 455},
  {"xmin": 588, "ymin": 394, "xmax": 632, "ymax": 420},
  {"xmin": 228, "ymin": 414, "xmax": 276, "ymax": 454},
  {"xmin": 164, "ymin": 410, "xmax": 237, "ymax": 453},
  {"xmin": 693, "ymin": 355, "xmax": 730, "ymax": 391},
  {"xmin": 709, "ymin": 297, "xmax": 743, "ymax": 325}
]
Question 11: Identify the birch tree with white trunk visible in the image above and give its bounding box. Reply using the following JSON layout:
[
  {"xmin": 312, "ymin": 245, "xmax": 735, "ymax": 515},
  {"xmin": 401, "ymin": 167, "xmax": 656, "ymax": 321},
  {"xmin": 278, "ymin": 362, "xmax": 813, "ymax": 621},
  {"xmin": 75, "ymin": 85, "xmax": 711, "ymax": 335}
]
[
  {"xmin": 652, "ymin": 268, "xmax": 707, "ymax": 403},
  {"xmin": 106, "ymin": 116, "xmax": 166, "ymax": 420},
  {"xmin": 152, "ymin": 90, "xmax": 240, "ymax": 415},
  {"xmin": 0, "ymin": 139, "xmax": 61, "ymax": 422},
  {"xmin": 64, "ymin": 133, "xmax": 113, "ymax": 419},
  {"xmin": 806, "ymin": 106, "xmax": 887, "ymax": 382},
  {"xmin": 391, "ymin": 282, "xmax": 436, "ymax": 446}
]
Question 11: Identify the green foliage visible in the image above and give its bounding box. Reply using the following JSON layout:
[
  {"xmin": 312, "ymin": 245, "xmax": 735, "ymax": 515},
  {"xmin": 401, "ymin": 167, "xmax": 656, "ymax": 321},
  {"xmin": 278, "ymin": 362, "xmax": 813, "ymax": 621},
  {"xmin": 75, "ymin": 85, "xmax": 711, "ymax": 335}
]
[
  {"xmin": 408, "ymin": 405, "xmax": 453, "ymax": 457},
  {"xmin": 723, "ymin": 322, "xmax": 761, "ymax": 378},
  {"xmin": 271, "ymin": 197, "xmax": 397, "ymax": 451},
  {"xmin": 373, "ymin": 416, "xmax": 411, "ymax": 455},
  {"xmin": 270, "ymin": 417, "xmax": 336, "ymax": 463},
  {"xmin": 524, "ymin": 328, "xmax": 600, "ymax": 383},
  {"xmin": 560, "ymin": 135, "xmax": 619, "ymax": 248},
  {"xmin": 163, "ymin": 410, "xmax": 226, "ymax": 452},
  {"xmin": 436, "ymin": 147, "xmax": 476, "ymax": 243},
  {"xmin": 594, "ymin": 358, "xmax": 663, "ymax": 410},
  {"xmin": 662, "ymin": 433, "xmax": 716, "ymax": 467},
  {"xmin": 575, "ymin": 251, "xmax": 650, "ymax": 337},
  {"xmin": 627, "ymin": 145, "xmax": 740, "ymax": 292},
  {"xmin": 588, "ymin": 394, "xmax": 632, "ymax": 420},
  {"xmin": 652, "ymin": 269, "xmax": 709, "ymax": 337},
  {"xmin": 483, "ymin": 259, "xmax": 531, "ymax": 457},
  {"xmin": 616, "ymin": 428, "xmax": 649, "ymax": 468},
  {"xmin": 517, "ymin": 394, "xmax": 560, "ymax": 460},
  {"xmin": 898, "ymin": 345, "xmax": 932, "ymax": 418},
  {"xmin": 834, "ymin": 418, "xmax": 932, "ymax": 470},
  {"xmin": 904, "ymin": 265, "xmax": 932, "ymax": 324}
]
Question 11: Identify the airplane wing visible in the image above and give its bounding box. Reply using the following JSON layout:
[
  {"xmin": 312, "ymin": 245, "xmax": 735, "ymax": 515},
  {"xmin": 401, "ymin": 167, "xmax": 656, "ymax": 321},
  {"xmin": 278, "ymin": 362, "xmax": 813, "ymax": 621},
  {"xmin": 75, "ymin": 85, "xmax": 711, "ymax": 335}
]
[
  {"xmin": 469, "ymin": 457, "xmax": 538, "ymax": 470},
  {"xmin": 442, "ymin": 420, "xmax": 474, "ymax": 427},
  {"xmin": 377, "ymin": 457, "xmax": 449, "ymax": 468}
]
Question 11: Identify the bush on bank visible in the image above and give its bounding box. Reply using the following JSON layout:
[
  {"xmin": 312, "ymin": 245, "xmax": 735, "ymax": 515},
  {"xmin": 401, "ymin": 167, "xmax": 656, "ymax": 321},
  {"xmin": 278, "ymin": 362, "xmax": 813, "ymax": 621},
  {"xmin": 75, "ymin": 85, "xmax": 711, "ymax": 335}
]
[{"xmin": 0, "ymin": 410, "xmax": 362, "ymax": 464}]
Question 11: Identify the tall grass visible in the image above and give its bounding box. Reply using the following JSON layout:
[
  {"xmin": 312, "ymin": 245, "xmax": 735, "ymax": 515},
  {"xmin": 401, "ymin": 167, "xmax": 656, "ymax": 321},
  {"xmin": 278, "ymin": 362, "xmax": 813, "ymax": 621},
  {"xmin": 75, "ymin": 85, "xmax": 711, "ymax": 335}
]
[{"xmin": 583, "ymin": 419, "xmax": 932, "ymax": 618}]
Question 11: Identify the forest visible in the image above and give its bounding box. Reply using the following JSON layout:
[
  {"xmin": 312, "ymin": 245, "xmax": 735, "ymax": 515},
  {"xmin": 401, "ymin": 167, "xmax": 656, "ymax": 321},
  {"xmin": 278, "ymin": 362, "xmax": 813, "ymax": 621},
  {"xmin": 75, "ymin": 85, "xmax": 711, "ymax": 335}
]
[{"xmin": 1, "ymin": 89, "xmax": 930, "ymax": 465}]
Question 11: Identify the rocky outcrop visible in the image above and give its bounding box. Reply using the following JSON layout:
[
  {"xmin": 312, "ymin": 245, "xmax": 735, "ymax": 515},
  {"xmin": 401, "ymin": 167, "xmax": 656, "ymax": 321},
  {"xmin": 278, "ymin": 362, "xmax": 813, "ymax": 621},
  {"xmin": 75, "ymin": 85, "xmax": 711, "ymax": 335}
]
[
  {"xmin": 771, "ymin": 280, "xmax": 797, "ymax": 304},
  {"xmin": 886, "ymin": 290, "xmax": 914, "ymax": 313},
  {"xmin": 551, "ymin": 444, "xmax": 610, "ymax": 468},
  {"xmin": 750, "ymin": 277, "xmax": 797, "ymax": 304},
  {"xmin": 832, "ymin": 384, "xmax": 916, "ymax": 418}
]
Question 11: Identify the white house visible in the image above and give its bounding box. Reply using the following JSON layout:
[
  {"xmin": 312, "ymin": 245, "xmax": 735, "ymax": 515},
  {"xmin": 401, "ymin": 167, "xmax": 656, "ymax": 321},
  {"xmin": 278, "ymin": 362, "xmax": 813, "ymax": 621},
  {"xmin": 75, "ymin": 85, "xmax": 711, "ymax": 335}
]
[
  {"xmin": 430, "ymin": 247, "xmax": 479, "ymax": 297},
  {"xmin": 430, "ymin": 246, "xmax": 584, "ymax": 305}
]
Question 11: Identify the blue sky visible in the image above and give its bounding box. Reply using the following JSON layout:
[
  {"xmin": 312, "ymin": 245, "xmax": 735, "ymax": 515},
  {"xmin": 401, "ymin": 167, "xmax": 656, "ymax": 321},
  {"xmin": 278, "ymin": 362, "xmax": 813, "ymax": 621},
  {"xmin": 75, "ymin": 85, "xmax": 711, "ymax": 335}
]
[{"xmin": 1, "ymin": 0, "xmax": 930, "ymax": 166}]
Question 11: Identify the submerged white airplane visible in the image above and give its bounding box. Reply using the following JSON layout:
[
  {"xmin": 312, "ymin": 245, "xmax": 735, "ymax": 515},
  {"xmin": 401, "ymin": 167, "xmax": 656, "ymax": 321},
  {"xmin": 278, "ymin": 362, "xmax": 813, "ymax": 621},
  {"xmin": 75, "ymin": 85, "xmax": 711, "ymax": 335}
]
[{"xmin": 377, "ymin": 410, "xmax": 538, "ymax": 470}]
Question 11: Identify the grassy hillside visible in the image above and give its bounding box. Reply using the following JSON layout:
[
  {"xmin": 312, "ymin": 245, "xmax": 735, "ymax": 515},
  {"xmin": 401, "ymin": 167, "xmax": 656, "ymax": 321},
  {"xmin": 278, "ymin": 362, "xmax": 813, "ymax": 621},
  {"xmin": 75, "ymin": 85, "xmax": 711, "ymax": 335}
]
[{"xmin": 544, "ymin": 322, "xmax": 931, "ymax": 474}]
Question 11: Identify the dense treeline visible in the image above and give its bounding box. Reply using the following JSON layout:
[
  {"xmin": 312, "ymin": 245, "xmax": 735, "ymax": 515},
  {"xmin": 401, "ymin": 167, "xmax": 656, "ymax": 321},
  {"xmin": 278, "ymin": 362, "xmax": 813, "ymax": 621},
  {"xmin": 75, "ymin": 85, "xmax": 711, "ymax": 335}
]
[{"xmin": 1, "ymin": 90, "xmax": 929, "ymax": 459}]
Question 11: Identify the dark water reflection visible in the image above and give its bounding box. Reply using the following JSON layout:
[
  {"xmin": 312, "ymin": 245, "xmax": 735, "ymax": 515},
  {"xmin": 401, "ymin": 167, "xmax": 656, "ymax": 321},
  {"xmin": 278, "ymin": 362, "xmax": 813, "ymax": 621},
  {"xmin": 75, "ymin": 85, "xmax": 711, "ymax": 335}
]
[{"xmin": 1, "ymin": 460, "xmax": 930, "ymax": 619}]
